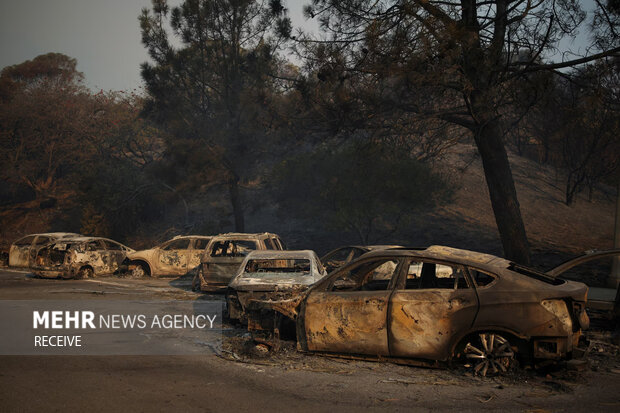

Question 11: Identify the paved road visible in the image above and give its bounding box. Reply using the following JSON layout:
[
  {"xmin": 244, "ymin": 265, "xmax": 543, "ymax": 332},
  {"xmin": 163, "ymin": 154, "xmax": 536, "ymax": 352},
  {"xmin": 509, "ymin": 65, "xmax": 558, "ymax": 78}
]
[{"xmin": 1, "ymin": 268, "xmax": 619, "ymax": 412}]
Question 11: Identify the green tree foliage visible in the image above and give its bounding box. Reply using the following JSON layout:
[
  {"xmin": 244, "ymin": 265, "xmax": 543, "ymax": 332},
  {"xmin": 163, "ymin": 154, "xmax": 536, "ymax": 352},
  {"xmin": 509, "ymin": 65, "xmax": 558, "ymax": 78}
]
[
  {"xmin": 139, "ymin": 0, "xmax": 292, "ymax": 231},
  {"xmin": 272, "ymin": 140, "xmax": 451, "ymax": 244}
]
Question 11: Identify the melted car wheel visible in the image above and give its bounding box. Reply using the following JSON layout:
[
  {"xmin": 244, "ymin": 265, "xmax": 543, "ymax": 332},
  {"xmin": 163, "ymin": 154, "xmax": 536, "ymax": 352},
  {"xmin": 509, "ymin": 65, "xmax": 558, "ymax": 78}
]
[
  {"xmin": 131, "ymin": 264, "xmax": 148, "ymax": 278},
  {"xmin": 76, "ymin": 267, "xmax": 94, "ymax": 279},
  {"xmin": 463, "ymin": 333, "xmax": 515, "ymax": 377}
]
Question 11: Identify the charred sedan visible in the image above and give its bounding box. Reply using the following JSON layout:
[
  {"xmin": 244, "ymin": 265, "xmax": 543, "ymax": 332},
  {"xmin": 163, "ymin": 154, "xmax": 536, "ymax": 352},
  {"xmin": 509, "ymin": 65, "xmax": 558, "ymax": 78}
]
[
  {"xmin": 9, "ymin": 232, "xmax": 80, "ymax": 268},
  {"xmin": 33, "ymin": 237, "xmax": 134, "ymax": 279},
  {"xmin": 125, "ymin": 235, "xmax": 213, "ymax": 277},
  {"xmin": 248, "ymin": 246, "xmax": 590, "ymax": 376},
  {"xmin": 227, "ymin": 250, "xmax": 327, "ymax": 322}
]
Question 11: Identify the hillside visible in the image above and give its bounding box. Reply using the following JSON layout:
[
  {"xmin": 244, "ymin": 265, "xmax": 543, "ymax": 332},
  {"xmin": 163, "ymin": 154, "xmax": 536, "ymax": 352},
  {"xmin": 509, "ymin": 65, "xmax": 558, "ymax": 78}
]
[
  {"xmin": 1, "ymin": 143, "xmax": 616, "ymax": 277},
  {"xmin": 419, "ymin": 144, "xmax": 616, "ymax": 269}
]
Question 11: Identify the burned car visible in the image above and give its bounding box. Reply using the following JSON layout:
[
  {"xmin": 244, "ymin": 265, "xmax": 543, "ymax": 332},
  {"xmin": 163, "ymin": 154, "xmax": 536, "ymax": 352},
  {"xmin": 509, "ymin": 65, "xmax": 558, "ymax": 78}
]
[
  {"xmin": 227, "ymin": 250, "xmax": 327, "ymax": 322},
  {"xmin": 247, "ymin": 246, "xmax": 590, "ymax": 376},
  {"xmin": 321, "ymin": 245, "xmax": 402, "ymax": 273},
  {"xmin": 125, "ymin": 235, "xmax": 213, "ymax": 277},
  {"xmin": 33, "ymin": 237, "xmax": 134, "ymax": 279},
  {"xmin": 193, "ymin": 232, "xmax": 285, "ymax": 292},
  {"xmin": 9, "ymin": 232, "xmax": 80, "ymax": 268}
]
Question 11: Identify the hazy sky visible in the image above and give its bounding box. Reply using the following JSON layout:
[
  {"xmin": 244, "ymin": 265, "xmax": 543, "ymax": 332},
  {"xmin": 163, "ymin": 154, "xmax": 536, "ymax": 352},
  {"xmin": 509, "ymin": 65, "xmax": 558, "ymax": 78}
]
[
  {"xmin": 0, "ymin": 0, "xmax": 596, "ymax": 92},
  {"xmin": 0, "ymin": 0, "xmax": 318, "ymax": 92}
]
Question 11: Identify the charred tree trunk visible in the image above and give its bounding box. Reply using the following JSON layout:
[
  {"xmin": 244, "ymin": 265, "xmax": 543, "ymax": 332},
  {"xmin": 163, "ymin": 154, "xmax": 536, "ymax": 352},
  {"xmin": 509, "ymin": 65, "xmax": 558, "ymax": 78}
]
[
  {"xmin": 458, "ymin": 0, "xmax": 530, "ymax": 265},
  {"xmin": 228, "ymin": 174, "xmax": 245, "ymax": 232},
  {"xmin": 471, "ymin": 112, "xmax": 531, "ymax": 265}
]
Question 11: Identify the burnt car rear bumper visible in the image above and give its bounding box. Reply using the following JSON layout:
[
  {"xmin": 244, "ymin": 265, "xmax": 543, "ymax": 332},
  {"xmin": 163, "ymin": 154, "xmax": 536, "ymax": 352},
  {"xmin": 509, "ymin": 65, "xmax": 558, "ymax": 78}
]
[{"xmin": 533, "ymin": 332, "xmax": 583, "ymax": 360}]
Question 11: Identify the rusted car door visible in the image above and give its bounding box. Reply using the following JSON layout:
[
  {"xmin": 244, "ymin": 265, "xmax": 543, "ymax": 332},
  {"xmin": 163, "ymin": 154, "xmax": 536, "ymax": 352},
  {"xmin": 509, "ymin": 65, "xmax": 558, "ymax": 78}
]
[
  {"xmin": 79, "ymin": 240, "xmax": 108, "ymax": 274},
  {"xmin": 157, "ymin": 238, "xmax": 191, "ymax": 275},
  {"xmin": 467, "ymin": 266, "xmax": 559, "ymax": 338},
  {"xmin": 188, "ymin": 238, "xmax": 210, "ymax": 272},
  {"xmin": 30, "ymin": 235, "xmax": 52, "ymax": 265},
  {"xmin": 101, "ymin": 240, "xmax": 126, "ymax": 274},
  {"xmin": 301, "ymin": 257, "xmax": 402, "ymax": 356},
  {"xmin": 388, "ymin": 260, "xmax": 479, "ymax": 360}
]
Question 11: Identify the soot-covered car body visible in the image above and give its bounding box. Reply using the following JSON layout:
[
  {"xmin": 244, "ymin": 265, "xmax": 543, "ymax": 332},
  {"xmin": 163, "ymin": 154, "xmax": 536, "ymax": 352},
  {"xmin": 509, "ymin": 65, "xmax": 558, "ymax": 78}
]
[
  {"xmin": 9, "ymin": 232, "xmax": 81, "ymax": 268},
  {"xmin": 32, "ymin": 237, "xmax": 134, "ymax": 279},
  {"xmin": 193, "ymin": 232, "xmax": 285, "ymax": 292},
  {"xmin": 125, "ymin": 235, "xmax": 213, "ymax": 277},
  {"xmin": 226, "ymin": 250, "xmax": 327, "ymax": 322},
  {"xmin": 247, "ymin": 246, "xmax": 590, "ymax": 375}
]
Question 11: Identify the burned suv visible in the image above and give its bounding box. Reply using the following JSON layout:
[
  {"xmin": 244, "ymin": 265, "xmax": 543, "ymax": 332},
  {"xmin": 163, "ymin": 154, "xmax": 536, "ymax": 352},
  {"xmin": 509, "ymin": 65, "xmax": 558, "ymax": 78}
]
[
  {"xmin": 192, "ymin": 233, "xmax": 285, "ymax": 292},
  {"xmin": 33, "ymin": 237, "xmax": 134, "ymax": 279}
]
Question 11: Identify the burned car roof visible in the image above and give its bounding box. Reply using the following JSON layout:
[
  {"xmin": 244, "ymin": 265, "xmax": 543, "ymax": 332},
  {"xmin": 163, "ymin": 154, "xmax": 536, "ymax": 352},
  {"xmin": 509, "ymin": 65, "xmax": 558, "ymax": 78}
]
[
  {"xmin": 360, "ymin": 245, "xmax": 510, "ymax": 270},
  {"xmin": 240, "ymin": 250, "xmax": 319, "ymax": 260},
  {"xmin": 53, "ymin": 236, "xmax": 102, "ymax": 243},
  {"xmin": 342, "ymin": 245, "xmax": 575, "ymax": 288},
  {"xmin": 210, "ymin": 232, "xmax": 280, "ymax": 240},
  {"xmin": 51, "ymin": 236, "xmax": 131, "ymax": 246},
  {"xmin": 17, "ymin": 232, "xmax": 81, "ymax": 238}
]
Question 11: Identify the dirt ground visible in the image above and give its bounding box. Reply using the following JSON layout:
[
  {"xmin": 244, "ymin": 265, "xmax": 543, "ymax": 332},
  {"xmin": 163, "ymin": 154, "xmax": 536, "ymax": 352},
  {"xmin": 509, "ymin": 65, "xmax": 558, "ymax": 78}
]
[{"xmin": 1, "ymin": 268, "xmax": 619, "ymax": 412}]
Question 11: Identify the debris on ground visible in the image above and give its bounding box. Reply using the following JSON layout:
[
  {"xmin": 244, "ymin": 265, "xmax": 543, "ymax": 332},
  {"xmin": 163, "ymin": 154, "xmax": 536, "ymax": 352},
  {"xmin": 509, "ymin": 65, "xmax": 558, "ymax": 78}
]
[{"xmin": 217, "ymin": 332, "xmax": 620, "ymax": 396}]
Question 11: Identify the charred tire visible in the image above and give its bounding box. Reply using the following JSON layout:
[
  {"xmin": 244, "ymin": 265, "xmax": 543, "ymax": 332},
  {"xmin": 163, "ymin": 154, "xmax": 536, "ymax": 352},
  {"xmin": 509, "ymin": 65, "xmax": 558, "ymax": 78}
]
[
  {"xmin": 131, "ymin": 262, "xmax": 150, "ymax": 278},
  {"xmin": 460, "ymin": 332, "xmax": 517, "ymax": 377},
  {"xmin": 192, "ymin": 265, "xmax": 206, "ymax": 291},
  {"xmin": 75, "ymin": 266, "xmax": 94, "ymax": 280}
]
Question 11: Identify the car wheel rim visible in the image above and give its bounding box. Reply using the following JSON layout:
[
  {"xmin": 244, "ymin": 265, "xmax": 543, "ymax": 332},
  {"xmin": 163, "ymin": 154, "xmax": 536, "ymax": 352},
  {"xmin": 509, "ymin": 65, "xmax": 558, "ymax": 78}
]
[
  {"xmin": 132, "ymin": 266, "xmax": 145, "ymax": 277},
  {"xmin": 464, "ymin": 333, "xmax": 514, "ymax": 376}
]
